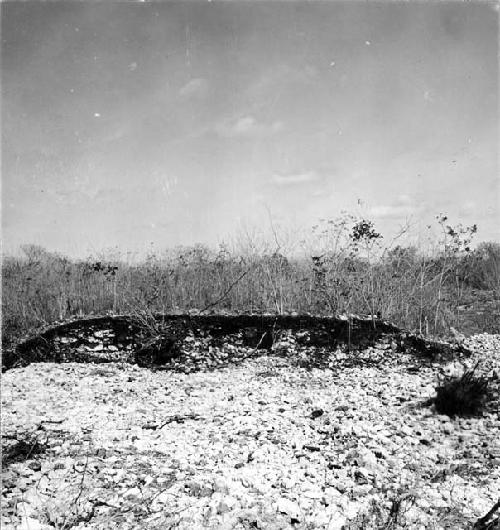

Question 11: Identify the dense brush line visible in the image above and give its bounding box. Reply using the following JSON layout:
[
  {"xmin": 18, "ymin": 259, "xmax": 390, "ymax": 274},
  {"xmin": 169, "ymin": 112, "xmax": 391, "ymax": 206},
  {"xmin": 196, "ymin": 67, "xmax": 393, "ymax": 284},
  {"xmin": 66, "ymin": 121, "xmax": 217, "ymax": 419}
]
[{"xmin": 2, "ymin": 219, "xmax": 499, "ymax": 350}]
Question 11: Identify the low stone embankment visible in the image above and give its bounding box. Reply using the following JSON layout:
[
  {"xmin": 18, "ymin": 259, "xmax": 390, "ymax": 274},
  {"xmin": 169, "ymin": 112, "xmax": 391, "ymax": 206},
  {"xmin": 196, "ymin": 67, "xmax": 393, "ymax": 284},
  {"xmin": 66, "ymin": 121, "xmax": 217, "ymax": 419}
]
[{"xmin": 2, "ymin": 313, "xmax": 471, "ymax": 372}]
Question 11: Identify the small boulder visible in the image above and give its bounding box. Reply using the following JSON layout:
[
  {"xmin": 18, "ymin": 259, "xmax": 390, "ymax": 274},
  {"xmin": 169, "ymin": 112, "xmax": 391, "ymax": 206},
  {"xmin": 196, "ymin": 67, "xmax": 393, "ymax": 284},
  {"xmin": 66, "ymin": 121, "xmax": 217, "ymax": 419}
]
[
  {"xmin": 276, "ymin": 498, "xmax": 301, "ymax": 520},
  {"xmin": 310, "ymin": 409, "xmax": 324, "ymax": 419}
]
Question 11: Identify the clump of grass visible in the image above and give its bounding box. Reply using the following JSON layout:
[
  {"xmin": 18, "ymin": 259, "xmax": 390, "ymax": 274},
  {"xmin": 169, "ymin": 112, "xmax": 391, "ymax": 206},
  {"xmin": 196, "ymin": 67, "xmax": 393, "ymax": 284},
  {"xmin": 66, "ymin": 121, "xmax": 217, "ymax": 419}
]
[
  {"xmin": 344, "ymin": 491, "xmax": 417, "ymax": 529},
  {"xmin": 2, "ymin": 432, "xmax": 47, "ymax": 467},
  {"xmin": 434, "ymin": 363, "xmax": 490, "ymax": 417}
]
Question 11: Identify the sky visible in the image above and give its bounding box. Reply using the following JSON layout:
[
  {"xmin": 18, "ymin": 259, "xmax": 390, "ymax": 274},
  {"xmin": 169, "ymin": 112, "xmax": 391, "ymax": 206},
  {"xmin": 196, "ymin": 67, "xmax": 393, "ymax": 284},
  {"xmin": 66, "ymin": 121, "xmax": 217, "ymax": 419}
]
[{"xmin": 2, "ymin": 1, "xmax": 499, "ymax": 258}]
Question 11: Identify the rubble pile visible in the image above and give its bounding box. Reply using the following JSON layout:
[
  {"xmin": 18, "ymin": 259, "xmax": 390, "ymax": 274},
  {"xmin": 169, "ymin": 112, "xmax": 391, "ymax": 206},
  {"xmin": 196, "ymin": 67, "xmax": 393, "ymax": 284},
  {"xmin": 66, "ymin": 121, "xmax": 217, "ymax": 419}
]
[
  {"xmin": 2, "ymin": 315, "xmax": 499, "ymax": 529},
  {"xmin": 3, "ymin": 313, "xmax": 470, "ymax": 372}
]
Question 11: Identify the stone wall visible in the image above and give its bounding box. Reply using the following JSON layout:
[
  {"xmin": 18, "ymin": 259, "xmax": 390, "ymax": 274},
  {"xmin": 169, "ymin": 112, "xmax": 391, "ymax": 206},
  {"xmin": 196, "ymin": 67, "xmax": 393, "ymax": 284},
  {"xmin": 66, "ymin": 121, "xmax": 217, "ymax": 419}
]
[{"xmin": 2, "ymin": 313, "xmax": 469, "ymax": 371}]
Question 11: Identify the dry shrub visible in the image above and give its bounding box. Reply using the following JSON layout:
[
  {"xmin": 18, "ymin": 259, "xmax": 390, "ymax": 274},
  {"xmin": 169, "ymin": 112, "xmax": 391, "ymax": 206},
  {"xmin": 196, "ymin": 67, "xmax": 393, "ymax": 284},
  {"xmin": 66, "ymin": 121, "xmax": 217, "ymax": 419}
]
[
  {"xmin": 2, "ymin": 431, "xmax": 47, "ymax": 466},
  {"xmin": 434, "ymin": 364, "xmax": 490, "ymax": 417}
]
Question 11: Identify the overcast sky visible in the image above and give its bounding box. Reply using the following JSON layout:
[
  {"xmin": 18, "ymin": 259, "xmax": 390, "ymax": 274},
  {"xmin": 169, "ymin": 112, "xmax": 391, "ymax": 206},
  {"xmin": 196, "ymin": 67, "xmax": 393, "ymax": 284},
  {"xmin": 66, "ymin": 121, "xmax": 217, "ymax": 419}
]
[{"xmin": 2, "ymin": 1, "xmax": 498, "ymax": 258}]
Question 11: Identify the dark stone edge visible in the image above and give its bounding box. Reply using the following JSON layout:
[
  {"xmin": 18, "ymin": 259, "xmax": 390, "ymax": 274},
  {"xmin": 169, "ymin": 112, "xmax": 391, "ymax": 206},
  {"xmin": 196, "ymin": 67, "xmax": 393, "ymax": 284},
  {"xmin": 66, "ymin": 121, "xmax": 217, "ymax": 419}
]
[{"xmin": 2, "ymin": 313, "xmax": 470, "ymax": 372}]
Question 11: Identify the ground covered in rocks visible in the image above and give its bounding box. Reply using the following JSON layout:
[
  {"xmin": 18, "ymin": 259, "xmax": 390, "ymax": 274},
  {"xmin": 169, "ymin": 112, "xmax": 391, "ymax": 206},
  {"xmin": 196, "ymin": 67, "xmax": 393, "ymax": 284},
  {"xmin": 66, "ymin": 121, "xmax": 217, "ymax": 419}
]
[{"xmin": 2, "ymin": 331, "xmax": 500, "ymax": 530}]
